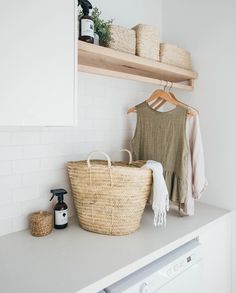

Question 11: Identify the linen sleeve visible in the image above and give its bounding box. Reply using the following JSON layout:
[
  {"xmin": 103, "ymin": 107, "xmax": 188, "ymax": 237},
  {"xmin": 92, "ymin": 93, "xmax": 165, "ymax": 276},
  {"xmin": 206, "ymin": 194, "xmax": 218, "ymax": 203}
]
[{"xmin": 190, "ymin": 115, "xmax": 208, "ymax": 199}]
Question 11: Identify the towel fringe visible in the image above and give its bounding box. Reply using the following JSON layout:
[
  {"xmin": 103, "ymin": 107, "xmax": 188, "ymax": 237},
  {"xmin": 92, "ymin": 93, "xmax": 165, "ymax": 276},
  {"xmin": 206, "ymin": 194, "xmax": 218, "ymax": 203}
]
[{"xmin": 142, "ymin": 160, "xmax": 169, "ymax": 227}]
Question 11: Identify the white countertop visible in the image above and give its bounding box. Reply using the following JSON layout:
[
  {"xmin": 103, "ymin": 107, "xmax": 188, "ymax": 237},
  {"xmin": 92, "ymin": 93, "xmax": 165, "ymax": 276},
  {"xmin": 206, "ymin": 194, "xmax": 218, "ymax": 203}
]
[{"xmin": 0, "ymin": 202, "xmax": 230, "ymax": 293}]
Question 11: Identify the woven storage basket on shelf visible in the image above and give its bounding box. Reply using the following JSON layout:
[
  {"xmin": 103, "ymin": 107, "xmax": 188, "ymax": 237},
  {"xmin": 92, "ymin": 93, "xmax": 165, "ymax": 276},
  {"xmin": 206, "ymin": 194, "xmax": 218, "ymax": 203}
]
[
  {"xmin": 132, "ymin": 24, "xmax": 160, "ymax": 61},
  {"xmin": 160, "ymin": 43, "xmax": 192, "ymax": 70},
  {"xmin": 108, "ymin": 25, "xmax": 136, "ymax": 54},
  {"xmin": 67, "ymin": 150, "xmax": 152, "ymax": 236},
  {"xmin": 29, "ymin": 211, "xmax": 53, "ymax": 237}
]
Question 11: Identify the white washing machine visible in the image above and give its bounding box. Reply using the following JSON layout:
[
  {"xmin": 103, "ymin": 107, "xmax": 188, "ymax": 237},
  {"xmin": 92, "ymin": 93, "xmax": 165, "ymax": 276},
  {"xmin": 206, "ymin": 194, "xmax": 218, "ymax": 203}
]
[{"xmin": 104, "ymin": 239, "xmax": 204, "ymax": 293}]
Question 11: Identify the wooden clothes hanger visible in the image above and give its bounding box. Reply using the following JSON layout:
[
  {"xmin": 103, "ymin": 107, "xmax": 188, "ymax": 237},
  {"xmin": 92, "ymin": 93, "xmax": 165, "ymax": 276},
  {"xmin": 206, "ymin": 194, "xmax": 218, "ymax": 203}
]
[
  {"xmin": 167, "ymin": 82, "xmax": 199, "ymax": 116},
  {"xmin": 127, "ymin": 82, "xmax": 171, "ymax": 114},
  {"xmin": 149, "ymin": 82, "xmax": 172, "ymax": 110},
  {"xmin": 127, "ymin": 81, "xmax": 198, "ymax": 116}
]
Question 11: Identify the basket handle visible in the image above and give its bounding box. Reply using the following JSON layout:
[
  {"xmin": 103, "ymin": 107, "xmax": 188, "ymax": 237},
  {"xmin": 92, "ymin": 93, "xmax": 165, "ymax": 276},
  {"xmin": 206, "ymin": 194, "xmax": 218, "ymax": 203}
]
[
  {"xmin": 120, "ymin": 149, "xmax": 133, "ymax": 164},
  {"xmin": 87, "ymin": 151, "xmax": 112, "ymax": 168}
]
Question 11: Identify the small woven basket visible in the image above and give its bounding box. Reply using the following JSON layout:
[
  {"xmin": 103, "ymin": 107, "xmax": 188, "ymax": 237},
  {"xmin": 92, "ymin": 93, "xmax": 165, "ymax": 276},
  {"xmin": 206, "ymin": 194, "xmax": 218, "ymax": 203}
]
[
  {"xmin": 160, "ymin": 43, "xmax": 192, "ymax": 70},
  {"xmin": 108, "ymin": 25, "xmax": 136, "ymax": 54},
  {"xmin": 29, "ymin": 211, "xmax": 53, "ymax": 237},
  {"xmin": 132, "ymin": 24, "xmax": 160, "ymax": 61},
  {"xmin": 67, "ymin": 150, "xmax": 152, "ymax": 236}
]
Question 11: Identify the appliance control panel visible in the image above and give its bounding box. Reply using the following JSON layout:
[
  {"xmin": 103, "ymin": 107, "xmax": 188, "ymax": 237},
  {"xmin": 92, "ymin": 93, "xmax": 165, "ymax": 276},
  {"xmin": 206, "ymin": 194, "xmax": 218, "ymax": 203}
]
[
  {"xmin": 105, "ymin": 240, "xmax": 202, "ymax": 293},
  {"xmin": 163, "ymin": 252, "xmax": 197, "ymax": 278}
]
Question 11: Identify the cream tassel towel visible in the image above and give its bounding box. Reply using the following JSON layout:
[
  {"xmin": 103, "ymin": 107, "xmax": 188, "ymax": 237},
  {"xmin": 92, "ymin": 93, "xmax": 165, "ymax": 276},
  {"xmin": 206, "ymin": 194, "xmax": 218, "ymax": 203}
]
[{"xmin": 142, "ymin": 160, "xmax": 169, "ymax": 226}]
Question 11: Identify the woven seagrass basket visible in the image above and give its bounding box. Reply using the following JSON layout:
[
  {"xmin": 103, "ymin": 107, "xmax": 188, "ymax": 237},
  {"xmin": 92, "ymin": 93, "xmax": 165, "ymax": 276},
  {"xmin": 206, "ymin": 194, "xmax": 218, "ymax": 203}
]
[
  {"xmin": 29, "ymin": 211, "xmax": 53, "ymax": 237},
  {"xmin": 67, "ymin": 150, "xmax": 152, "ymax": 236},
  {"xmin": 108, "ymin": 25, "xmax": 136, "ymax": 54},
  {"xmin": 160, "ymin": 43, "xmax": 192, "ymax": 70},
  {"xmin": 132, "ymin": 24, "xmax": 160, "ymax": 61}
]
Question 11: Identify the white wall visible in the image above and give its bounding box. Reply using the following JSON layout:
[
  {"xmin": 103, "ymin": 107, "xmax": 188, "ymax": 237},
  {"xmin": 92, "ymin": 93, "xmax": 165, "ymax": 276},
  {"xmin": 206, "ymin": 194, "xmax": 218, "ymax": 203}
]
[
  {"xmin": 162, "ymin": 0, "xmax": 236, "ymax": 291},
  {"xmin": 0, "ymin": 0, "xmax": 162, "ymax": 236},
  {"xmin": 89, "ymin": 0, "xmax": 162, "ymax": 29}
]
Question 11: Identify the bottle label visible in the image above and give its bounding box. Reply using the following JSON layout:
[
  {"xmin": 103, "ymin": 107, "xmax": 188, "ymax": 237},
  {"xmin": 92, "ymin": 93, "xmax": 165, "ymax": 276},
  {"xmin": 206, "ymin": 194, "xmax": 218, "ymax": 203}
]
[
  {"xmin": 55, "ymin": 209, "xmax": 68, "ymax": 226},
  {"xmin": 81, "ymin": 19, "xmax": 94, "ymax": 38}
]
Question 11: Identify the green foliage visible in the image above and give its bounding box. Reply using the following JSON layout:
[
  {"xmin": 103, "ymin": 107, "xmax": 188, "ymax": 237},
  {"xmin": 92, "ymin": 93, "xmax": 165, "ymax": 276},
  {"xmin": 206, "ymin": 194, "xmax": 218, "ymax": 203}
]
[{"xmin": 79, "ymin": 7, "xmax": 114, "ymax": 46}]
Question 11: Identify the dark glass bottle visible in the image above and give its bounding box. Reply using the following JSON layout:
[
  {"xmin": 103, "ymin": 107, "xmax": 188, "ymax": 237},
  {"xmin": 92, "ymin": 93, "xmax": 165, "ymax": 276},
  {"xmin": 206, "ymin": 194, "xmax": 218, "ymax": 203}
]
[
  {"xmin": 79, "ymin": 0, "xmax": 94, "ymax": 44},
  {"xmin": 54, "ymin": 197, "xmax": 68, "ymax": 229},
  {"xmin": 79, "ymin": 12, "xmax": 94, "ymax": 43},
  {"xmin": 50, "ymin": 189, "xmax": 68, "ymax": 230}
]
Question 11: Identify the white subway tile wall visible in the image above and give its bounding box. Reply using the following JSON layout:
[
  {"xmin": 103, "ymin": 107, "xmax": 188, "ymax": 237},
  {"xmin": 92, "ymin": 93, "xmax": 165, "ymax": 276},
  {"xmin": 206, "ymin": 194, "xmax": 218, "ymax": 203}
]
[{"xmin": 0, "ymin": 73, "xmax": 157, "ymax": 236}]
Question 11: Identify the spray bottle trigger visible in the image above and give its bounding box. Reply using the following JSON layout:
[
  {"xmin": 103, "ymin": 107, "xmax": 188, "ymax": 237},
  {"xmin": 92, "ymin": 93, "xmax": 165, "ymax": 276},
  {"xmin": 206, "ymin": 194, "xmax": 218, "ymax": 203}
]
[{"xmin": 49, "ymin": 195, "xmax": 54, "ymax": 201}]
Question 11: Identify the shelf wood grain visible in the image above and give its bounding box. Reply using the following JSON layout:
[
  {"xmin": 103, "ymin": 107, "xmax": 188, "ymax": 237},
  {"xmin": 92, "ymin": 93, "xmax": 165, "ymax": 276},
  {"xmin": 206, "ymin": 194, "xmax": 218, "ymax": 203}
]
[{"xmin": 78, "ymin": 41, "xmax": 198, "ymax": 91}]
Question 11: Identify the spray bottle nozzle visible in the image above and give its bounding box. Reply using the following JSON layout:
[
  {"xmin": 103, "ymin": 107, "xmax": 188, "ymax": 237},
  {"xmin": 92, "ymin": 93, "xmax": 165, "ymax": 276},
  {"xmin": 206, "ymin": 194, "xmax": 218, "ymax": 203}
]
[
  {"xmin": 78, "ymin": 0, "xmax": 93, "ymax": 15},
  {"xmin": 50, "ymin": 188, "xmax": 68, "ymax": 201}
]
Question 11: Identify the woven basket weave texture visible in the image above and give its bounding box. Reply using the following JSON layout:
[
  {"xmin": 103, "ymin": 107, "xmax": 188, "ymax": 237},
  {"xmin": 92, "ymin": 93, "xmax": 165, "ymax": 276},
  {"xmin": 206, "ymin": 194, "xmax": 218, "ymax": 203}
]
[
  {"xmin": 29, "ymin": 211, "xmax": 53, "ymax": 237},
  {"xmin": 67, "ymin": 156, "xmax": 152, "ymax": 236},
  {"xmin": 160, "ymin": 43, "xmax": 192, "ymax": 70},
  {"xmin": 108, "ymin": 25, "xmax": 136, "ymax": 54},
  {"xmin": 132, "ymin": 24, "xmax": 160, "ymax": 61}
]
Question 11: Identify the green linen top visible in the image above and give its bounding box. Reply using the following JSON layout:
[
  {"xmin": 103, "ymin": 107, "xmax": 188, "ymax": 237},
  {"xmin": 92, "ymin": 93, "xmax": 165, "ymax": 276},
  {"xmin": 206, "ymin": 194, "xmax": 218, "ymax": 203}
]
[{"xmin": 131, "ymin": 102, "xmax": 189, "ymax": 204}]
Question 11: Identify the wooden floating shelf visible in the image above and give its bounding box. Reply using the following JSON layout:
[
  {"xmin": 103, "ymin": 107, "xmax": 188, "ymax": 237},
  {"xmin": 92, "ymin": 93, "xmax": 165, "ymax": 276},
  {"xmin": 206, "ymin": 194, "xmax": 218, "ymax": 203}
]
[{"xmin": 78, "ymin": 41, "xmax": 198, "ymax": 91}]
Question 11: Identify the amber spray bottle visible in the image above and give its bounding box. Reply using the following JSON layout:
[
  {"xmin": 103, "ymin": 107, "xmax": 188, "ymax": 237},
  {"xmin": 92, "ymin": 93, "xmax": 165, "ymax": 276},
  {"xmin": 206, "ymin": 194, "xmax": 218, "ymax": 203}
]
[
  {"xmin": 50, "ymin": 189, "xmax": 68, "ymax": 229},
  {"xmin": 78, "ymin": 0, "xmax": 94, "ymax": 43}
]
